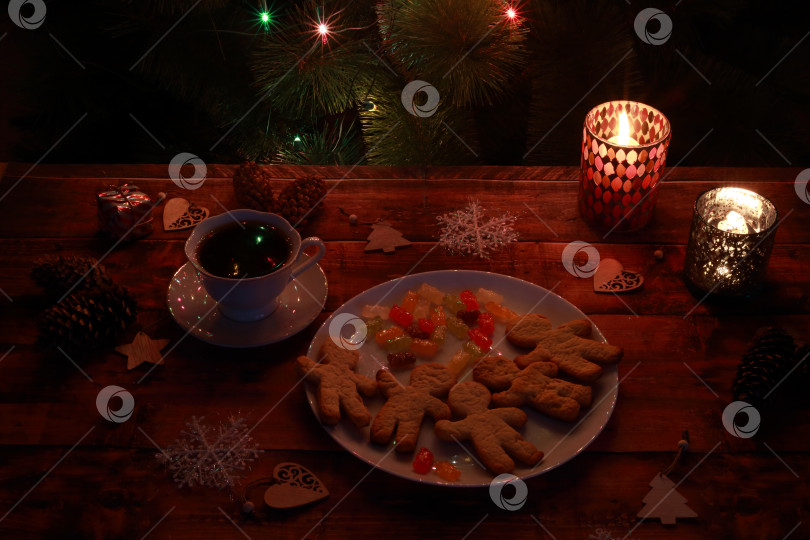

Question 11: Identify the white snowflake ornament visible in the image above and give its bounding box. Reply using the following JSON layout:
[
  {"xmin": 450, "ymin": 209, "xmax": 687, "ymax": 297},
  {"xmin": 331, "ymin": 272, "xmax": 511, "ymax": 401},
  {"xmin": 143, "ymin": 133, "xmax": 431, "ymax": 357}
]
[
  {"xmin": 437, "ymin": 200, "xmax": 518, "ymax": 259},
  {"xmin": 157, "ymin": 415, "xmax": 262, "ymax": 490}
]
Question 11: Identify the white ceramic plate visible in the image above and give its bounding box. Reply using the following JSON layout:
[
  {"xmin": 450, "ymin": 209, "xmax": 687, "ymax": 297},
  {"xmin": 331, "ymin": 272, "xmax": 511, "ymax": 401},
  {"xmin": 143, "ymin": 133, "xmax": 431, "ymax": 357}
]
[
  {"xmin": 305, "ymin": 270, "xmax": 619, "ymax": 487},
  {"xmin": 167, "ymin": 256, "xmax": 327, "ymax": 348}
]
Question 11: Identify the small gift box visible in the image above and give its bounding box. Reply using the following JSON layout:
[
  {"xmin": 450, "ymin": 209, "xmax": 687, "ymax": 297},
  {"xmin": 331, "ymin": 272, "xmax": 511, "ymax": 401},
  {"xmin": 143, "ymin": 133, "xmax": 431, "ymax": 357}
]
[{"xmin": 97, "ymin": 184, "xmax": 155, "ymax": 240}]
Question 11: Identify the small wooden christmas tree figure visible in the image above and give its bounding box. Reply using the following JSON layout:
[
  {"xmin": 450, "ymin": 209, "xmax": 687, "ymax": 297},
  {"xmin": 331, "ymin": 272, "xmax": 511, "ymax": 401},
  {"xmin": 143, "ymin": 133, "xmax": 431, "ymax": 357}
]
[
  {"xmin": 637, "ymin": 474, "xmax": 697, "ymax": 525},
  {"xmin": 365, "ymin": 221, "xmax": 411, "ymax": 253}
]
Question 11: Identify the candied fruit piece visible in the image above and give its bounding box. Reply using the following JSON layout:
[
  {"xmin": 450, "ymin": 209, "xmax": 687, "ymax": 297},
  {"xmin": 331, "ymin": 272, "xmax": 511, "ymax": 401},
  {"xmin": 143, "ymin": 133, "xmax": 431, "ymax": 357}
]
[
  {"xmin": 405, "ymin": 322, "xmax": 430, "ymax": 340},
  {"xmin": 389, "ymin": 305, "xmax": 413, "ymax": 327},
  {"xmin": 430, "ymin": 325, "xmax": 446, "ymax": 346},
  {"xmin": 462, "ymin": 340, "xmax": 484, "ymax": 360},
  {"xmin": 484, "ymin": 301, "xmax": 518, "ymax": 323},
  {"xmin": 388, "ymin": 351, "xmax": 416, "ymax": 369},
  {"xmin": 446, "ymin": 317, "xmax": 469, "ymax": 339},
  {"xmin": 375, "ymin": 326, "xmax": 404, "ymax": 346},
  {"xmin": 412, "ymin": 298, "xmax": 431, "ymax": 320},
  {"xmin": 434, "ymin": 461, "xmax": 461, "ymax": 481},
  {"xmin": 478, "ymin": 312, "xmax": 495, "ymax": 336},
  {"xmin": 417, "ymin": 283, "xmax": 445, "ymax": 305},
  {"xmin": 413, "ymin": 447, "xmax": 434, "ymax": 474},
  {"xmin": 456, "ymin": 309, "xmax": 481, "ymax": 327},
  {"xmin": 468, "ymin": 328, "xmax": 492, "ymax": 351},
  {"xmin": 418, "ymin": 318, "xmax": 435, "ymax": 334},
  {"xmin": 475, "ymin": 288, "xmax": 503, "ymax": 305},
  {"xmin": 459, "ymin": 290, "xmax": 479, "ymax": 311},
  {"xmin": 410, "ymin": 338, "xmax": 439, "ymax": 358},
  {"xmin": 365, "ymin": 316, "xmax": 385, "ymax": 337},
  {"xmin": 361, "ymin": 304, "xmax": 389, "ymax": 320},
  {"xmin": 443, "ymin": 294, "xmax": 467, "ymax": 314},
  {"xmin": 384, "ymin": 335, "xmax": 413, "ymax": 352},
  {"xmin": 447, "ymin": 350, "xmax": 472, "ymax": 377},
  {"xmin": 430, "ymin": 305, "xmax": 446, "ymax": 326},
  {"xmin": 401, "ymin": 291, "xmax": 420, "ymax": 313}
]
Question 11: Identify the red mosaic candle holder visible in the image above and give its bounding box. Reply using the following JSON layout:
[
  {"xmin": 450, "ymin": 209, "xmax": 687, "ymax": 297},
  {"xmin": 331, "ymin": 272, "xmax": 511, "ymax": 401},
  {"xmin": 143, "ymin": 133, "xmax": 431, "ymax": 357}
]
[{"xmin": 579, "ymin": 101, "xmax": 671, "ymax": 231}]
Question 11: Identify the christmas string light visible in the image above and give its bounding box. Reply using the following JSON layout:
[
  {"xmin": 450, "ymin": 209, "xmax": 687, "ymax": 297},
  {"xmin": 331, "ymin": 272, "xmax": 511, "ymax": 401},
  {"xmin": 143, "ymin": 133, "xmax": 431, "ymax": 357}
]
[{"xmin": 317, "ymin": 22, "xmax": 329, "ymax": 43}]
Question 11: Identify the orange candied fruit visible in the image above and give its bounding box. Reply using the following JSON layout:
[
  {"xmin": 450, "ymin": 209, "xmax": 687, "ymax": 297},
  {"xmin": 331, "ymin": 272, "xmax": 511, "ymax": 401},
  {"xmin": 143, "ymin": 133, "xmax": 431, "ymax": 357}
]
[{"xmin": 434, "ymin": 461, "xmax": 461, "ymax": 481}]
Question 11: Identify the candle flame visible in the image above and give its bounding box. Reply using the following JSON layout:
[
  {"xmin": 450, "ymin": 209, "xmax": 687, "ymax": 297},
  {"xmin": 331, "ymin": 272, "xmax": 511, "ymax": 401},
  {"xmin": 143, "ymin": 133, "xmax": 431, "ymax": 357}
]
[{"xmin": 616, "ymin": 113, "xmax": 632, "ymax": 145}]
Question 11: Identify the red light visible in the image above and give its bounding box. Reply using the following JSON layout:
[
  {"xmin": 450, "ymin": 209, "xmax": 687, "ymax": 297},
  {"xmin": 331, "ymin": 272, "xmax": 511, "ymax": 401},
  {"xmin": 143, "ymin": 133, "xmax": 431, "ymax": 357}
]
[
  {"xmin": 506, "ymin": 7, "xmax": 516, "ymax": 19},
  {"xmin": 318, "ymin": 23, "xmax": 328, "ymax": 43}
]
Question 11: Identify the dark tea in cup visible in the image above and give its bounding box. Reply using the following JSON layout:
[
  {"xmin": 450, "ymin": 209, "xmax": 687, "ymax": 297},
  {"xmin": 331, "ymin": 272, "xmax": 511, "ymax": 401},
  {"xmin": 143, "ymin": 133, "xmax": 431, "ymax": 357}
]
[{"xmin": 197, "ymin": 221, "xmax": 292, "ymax": 279}]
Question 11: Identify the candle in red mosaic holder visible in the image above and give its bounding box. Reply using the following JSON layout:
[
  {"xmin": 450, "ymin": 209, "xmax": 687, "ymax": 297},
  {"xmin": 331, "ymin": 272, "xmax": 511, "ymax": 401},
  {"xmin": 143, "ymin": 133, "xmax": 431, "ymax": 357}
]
[{"xmin": 579, "ymin": 101, "xmax": 671, "ymax": 232}]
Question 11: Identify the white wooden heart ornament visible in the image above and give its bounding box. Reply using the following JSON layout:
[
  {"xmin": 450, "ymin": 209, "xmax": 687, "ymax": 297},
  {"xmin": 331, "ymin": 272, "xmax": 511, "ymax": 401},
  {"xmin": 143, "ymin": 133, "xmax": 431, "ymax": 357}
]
[
  {"xmin": 263, "ymin": 462, "xmax": 329, "ymax": 509},
  {"xmin": 594, "ymin": 258, "xmax": 644, "ymax": 293},
  {"xmin": 163, "ymin": 198, "xmax": 209, "ymax": 231}
]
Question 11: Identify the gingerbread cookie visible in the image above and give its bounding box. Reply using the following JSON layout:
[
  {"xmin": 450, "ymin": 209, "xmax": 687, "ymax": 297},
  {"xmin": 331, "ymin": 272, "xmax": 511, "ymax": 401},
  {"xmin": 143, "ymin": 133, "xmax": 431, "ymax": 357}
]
[
  {"xmin": 297, "ymin": 341, "xmax": 378, "ymax": 427},
  {"xmin": 434, "ymin": 381, "xmax": 544, "ymax": 474},
  {"xmin": 472, "ymin": 355, "xmax": 558, "ymax": 391},
  {"xmin": 474, "ymin": 356, "xmax": 592, "ymax": 422},
  {"xmin": 506, "ymin": 315, "xmax": 622, "ymax": 383},
  {"xmin": 371, "ymin": 363, "xmax": 455, "ymax": 453}
]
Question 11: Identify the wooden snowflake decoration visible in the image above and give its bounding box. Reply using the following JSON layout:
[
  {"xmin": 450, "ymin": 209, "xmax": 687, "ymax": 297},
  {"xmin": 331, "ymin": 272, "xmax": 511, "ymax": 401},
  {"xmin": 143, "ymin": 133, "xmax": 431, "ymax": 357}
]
[{"xmin": 436, "ymin": 200, "xmax": 518, "ymax": 259}]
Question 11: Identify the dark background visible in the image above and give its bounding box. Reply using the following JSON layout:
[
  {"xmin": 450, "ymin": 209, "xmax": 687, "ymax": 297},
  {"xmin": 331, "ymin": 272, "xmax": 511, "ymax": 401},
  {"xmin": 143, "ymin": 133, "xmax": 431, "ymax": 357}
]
[{"xmin": 1, "ymin": 0, "xmax": 809, "ymax": 166}]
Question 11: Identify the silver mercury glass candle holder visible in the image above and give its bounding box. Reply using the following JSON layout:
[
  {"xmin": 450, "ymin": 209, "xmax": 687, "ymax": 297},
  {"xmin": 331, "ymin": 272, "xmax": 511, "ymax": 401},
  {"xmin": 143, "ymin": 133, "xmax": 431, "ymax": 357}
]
[{"xmin": 683, "ymin": 187, "xmax": 779, "ymax": 297}]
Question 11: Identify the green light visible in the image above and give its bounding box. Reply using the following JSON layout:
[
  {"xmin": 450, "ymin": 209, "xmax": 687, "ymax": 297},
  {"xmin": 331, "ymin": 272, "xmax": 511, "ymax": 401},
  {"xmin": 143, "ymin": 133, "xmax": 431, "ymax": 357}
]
[
  {"xmin": 294, "ymin": 135, "xmax": 302, "ymax": 142},
  {"xmin": 261, "ymin": 12, "xmax": 270, "ymax": 23},
  {"xmin": 256, "ymin": 235, "xmax": 262, "ymax": 244}
]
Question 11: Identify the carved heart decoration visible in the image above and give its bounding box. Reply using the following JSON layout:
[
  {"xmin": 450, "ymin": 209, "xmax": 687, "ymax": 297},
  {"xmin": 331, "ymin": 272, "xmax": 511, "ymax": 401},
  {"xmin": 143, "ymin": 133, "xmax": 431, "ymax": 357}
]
[
  {"xmin": 163, "ymin": 198, "xmax": 209, "ymax": 231},
  {"xmin": 594, "ymin": 258, "xmax": 644, "ymax": 293},
  {"xmin": 263, "ymin": 462, "xmax": 329, "ymax": 509}
]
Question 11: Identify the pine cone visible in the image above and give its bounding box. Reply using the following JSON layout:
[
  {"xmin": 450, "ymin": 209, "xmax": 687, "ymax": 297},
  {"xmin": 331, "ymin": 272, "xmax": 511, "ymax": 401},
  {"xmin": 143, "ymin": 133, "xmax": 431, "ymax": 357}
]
[
  {"xmin": 31, "ymin": 255, "xmax": 114, "ymax": 300},
  {"xmin": 39, "ymin": 285, "xmax": 137, "ymax": 353},
  {"xmin": 732, "ymin": 327, "xmax": 797, "ymax": 405},
  {"xmin": 232, "ymin": 161, "xmax": 274, "ymax": 211},
  {"xmin": 272, "ymin": 176, "xmax": 326, "ymax": 227}
]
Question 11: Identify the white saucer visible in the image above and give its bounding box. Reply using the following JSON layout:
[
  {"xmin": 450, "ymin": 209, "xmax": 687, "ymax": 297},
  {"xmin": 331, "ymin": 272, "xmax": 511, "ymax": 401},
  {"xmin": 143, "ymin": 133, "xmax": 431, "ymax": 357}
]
[{"xmin": 167, "ymin": 258, "xmax": 328, "ymax": 348}]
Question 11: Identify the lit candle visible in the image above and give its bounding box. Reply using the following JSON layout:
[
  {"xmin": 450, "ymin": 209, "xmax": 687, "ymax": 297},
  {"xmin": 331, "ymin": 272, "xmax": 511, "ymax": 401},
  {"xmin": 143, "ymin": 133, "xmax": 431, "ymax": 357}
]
[
  {"xmin": 607, "ymin": 113, "xmax": 639, "ymax": 146},
  {"xmin": 683, "ymin": 187, "xmax": 779, "ymax": 296},
  {"xmin": 716, "ymin": 210, "xmax": 750, "ymax": 234}
]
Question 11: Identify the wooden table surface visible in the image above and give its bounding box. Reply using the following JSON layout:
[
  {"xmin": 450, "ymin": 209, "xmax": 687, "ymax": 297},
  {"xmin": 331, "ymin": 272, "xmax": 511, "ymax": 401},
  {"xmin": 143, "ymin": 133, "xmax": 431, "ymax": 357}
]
[{"xmin": 0, "ymin": 164, "xmax": 808, "ymax": 540}]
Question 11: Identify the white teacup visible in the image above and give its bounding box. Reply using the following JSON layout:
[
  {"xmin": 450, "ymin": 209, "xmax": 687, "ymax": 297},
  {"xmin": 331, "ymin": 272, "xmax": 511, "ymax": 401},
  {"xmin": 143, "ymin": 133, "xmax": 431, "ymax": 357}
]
[{"xmin": 185, "ymin": 209, "xmax": 326, "ymax": 322}]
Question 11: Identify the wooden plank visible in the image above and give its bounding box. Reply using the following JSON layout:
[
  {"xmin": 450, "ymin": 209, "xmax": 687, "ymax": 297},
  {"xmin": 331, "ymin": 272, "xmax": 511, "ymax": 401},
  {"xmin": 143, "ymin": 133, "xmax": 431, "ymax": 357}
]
[
  {"xmin": 0, "ymin": 449, "xmax": 805, "ymax": 540},
  {"xmin": 0, "ymin": 240, "xmax": 807, "ymax": 319},
  {"xmin": 1, "ymin": 178, "xmax": 808, "ymax": 244},
  {"xmin": 0, "ymin": 312, "xmax": 808, "ymax": 452}
]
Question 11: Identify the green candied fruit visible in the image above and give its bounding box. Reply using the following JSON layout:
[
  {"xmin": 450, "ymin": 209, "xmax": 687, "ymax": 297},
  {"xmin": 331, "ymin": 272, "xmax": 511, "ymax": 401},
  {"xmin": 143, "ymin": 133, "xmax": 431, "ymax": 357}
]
[
  {"xmin": 430, "ymin": 325, "xmax": 447, "ymax": 346},
  {"xmin": 382, "ymin": 335, "xmax": 413, "ymax": 353},
  {"xmin": 462, "ymin": 340, "xmax": 484, "ymax": 360},
  {"xmin": 364, "ymin": 316, "xmax": 385, "ymax": 338},
  {"xmin": 443, "ymin": 293, "xmax": 467, "ymax": 314},
  {"xmin": 446, "ymin": 317, "xmax": 469, "ymax": 339}
]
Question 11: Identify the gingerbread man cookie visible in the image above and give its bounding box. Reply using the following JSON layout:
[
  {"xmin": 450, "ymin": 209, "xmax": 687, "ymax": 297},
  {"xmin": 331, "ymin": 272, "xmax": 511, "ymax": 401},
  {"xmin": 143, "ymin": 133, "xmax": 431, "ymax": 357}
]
[
  {"xmin": 371, "ymin": 363, "xmax": 455, "ymax": 453},
  {"xmin": 506, "ymin": 314, "xmax": 622, "ymax": 383},
  {"xmin": 474, "ymin": 356, "xmax": 592, "ymax": 422},
  {"xmin": 297, "ymin": 340, "xmax": 378, "ymax": 427},
  {"xmin": 434, "ymin": 381, "xmax": 544, "ymax": 474}
]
